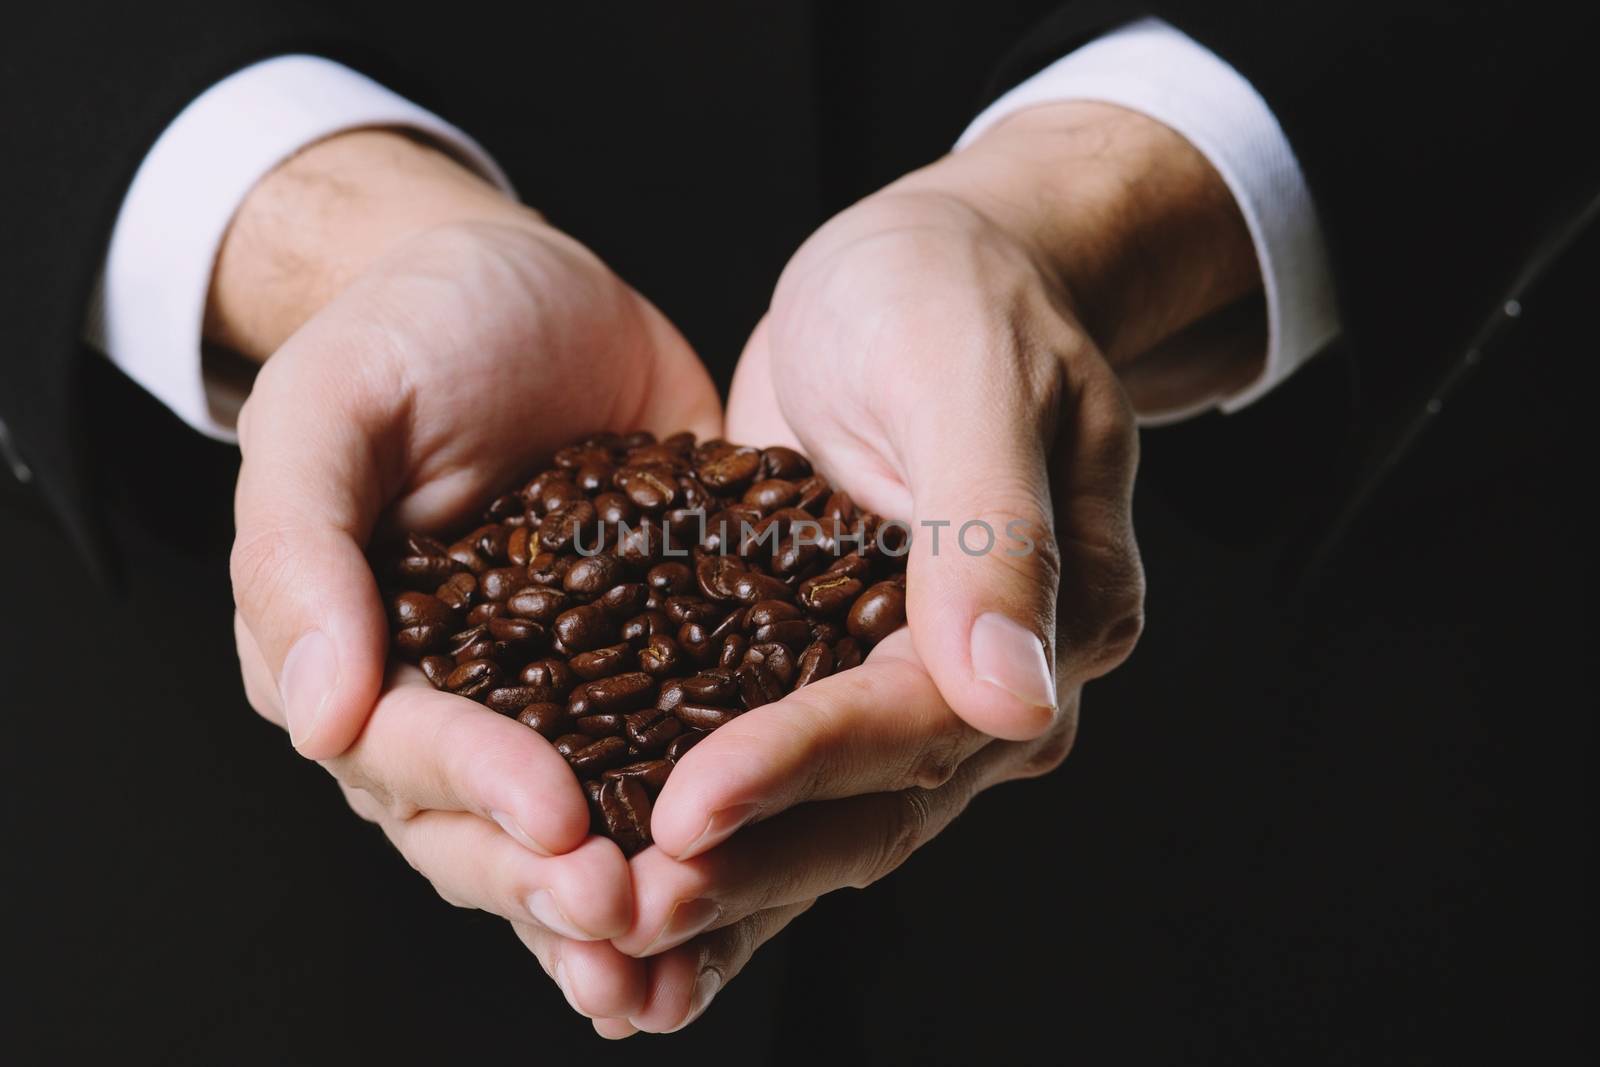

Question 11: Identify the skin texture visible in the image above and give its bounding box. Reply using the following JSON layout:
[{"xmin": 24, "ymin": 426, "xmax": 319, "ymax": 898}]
[{"xmin": 223, "ymin": 104, "xmax": 1259, "ymax": 1036}]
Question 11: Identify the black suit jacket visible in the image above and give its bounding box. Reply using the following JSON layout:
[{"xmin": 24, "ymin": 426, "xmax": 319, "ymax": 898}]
[{"xmin": 3, "ymin": 3, "xmax": 1595, "ymax": 1063}]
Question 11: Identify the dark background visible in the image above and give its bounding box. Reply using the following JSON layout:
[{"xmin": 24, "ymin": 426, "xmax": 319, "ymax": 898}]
[{"xmin": 3, "ymin": 2, "xmax": 1594, "ymax": 1062}]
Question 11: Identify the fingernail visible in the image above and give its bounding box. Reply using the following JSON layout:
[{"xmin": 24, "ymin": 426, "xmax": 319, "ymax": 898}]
[
  {"xmin": 640, "ymin": 898, "xmax": 722, "ymax": 956},
  {"xmin": 970, "ymin": 612, "xmax": 1056, "ymax": 710},
  {"xmin": 553, "ymin": 959, "xmax": 587, "ymax": 1016},
  {"xmin": 491, "ymin": 810, "xmax": 552, "ymax": 856},
  {"xmin": 680, "ymin": 802, "xmax": 761, "ymax": 859},
  {"xmin": 280, "ymin": 630, "xmax": 337, "ymax": 748},
  {"xmin": 668, "ymin": 968, "xmax": 724, "ymax": 1033},
  {"xmin": 527, "ymin": 889, "xmax": 600, "ymax": 940}
]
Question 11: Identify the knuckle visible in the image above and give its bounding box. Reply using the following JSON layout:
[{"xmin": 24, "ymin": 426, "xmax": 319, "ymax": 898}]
[
  {"xmin": 852, "ymin": 789, "xmax": 933, "ymax": 889},
  {"xmin": 904, "ymin": 729, "xmax": 967, "ymax": 792},
  {"xmin": 1015, "ymin": 726, "xmax": 1076, "ymax": 780}
]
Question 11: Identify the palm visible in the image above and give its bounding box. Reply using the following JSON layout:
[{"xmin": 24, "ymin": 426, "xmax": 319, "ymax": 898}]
[{"xmin": 329, "ymin": 220, "xmax": 721, "ymax": 537}]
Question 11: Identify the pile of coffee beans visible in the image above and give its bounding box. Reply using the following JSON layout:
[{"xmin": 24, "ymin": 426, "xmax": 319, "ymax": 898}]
[{"xmin": 381, "ymin": 431, "xmax": 908, "ymax": 855}]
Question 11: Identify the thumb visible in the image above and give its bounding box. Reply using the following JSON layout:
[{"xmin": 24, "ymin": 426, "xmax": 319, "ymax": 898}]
[
  {"xmin": 901, "ymin": 367, "xmax": 1143, "ymax": 741},
  {"xmin": 230, "ymin": 351, "xmax": 391, "ymax": 760}
]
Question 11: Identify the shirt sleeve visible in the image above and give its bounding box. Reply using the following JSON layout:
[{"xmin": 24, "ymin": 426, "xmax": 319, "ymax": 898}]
[
  {"xmin": 82, "ymin": 55, "xmax": 514, "ymax": 442},
  {"xmin": 957, "ymin": 17, "xmax": 1341, "ymax": 422}
]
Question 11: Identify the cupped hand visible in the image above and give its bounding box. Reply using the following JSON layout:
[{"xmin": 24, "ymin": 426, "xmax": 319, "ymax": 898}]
[
  {"xmin": 575, "ymin": 103, "xmax": 1262, "ymax": 1035},
  {"xmin": 222, "ymin": 133, "xmax": 718, "ymax": 994}
]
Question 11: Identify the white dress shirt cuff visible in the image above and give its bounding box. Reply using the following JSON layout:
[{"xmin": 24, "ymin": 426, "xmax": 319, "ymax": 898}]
[
  {"xmin": 83, "ymin": 54, "xmax": 513, "ymax": 442},
  {"xmin": 957, "ymin": 17, "xmax": 1341, "ymax": 422}
]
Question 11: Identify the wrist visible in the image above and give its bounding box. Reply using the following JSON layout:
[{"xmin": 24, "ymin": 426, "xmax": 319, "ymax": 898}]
[
  {"xmin": 205, "ymin": 128, "xmax": 538, "ymax": 362},
  {"xmin": 910, "ymin": 102, "xmax": 1259, "ymax": 367}
]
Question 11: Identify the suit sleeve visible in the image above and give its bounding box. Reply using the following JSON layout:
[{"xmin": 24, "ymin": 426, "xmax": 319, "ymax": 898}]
[
  {"xmin": 991, "ymin": 1, "xmax": 1600, "ymax": 400},
  {"xmin": 1, "ymin": 2, "xmax": 367, "ymax": 562}
]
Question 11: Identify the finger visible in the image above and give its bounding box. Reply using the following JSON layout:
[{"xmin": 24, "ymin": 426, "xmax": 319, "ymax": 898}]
[
  {"xmin": 725, "ymin": 316, "xmax": 804, "ymax": 450},
  {"xmin": 902, "ymin": 344, "xmax": 1140, "ymax": 740},
  {"xmin": 618, "ymin": 726, "xmax": 1061, "ymax": 958},
  {"xmin": 234, "ymin": 611, "xmax": 283, "ymax": 727},
  {"xmin": 325, "ymin": 668, "xmax": 590, "ymax": 855},
  {"xmin": 650, "ymin": 629, "xmax": 989, "ymax": 859},
  {"xmin": 381, "ymin": 809, "xmax": 631, "ymax": 937},
  {"xmin": 1047, "ymin": 366, "xmax": 1146, "ymax": 687},
  {"xmin": 626, "ymin": 899, "xmax": 815, "ymax": 1034},
  {"xmin": 512, "ymin": 921, "xmax": 650, "ymax": 1020},
  {"xmin": 231, "ymin": 329, "xmax": 396, "ymax": 760}
]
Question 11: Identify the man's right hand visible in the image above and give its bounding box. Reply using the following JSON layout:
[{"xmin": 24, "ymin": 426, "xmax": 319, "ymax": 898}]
[{"xmin": 221, "ymin": 130, "xmax": 718, "ymax": 1000}]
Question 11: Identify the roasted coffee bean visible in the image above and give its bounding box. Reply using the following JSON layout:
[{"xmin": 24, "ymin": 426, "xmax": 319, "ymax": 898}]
[
  {"xmin": 736, "ymin": 660, "xmax": 785, "ymax": 710},
  {"xmin": 552, "ymin": 733, "xmax": 590, "ymax": 758},
  {"xmin": 526, "ymin": 551, "xmax": 571, "ymax": 587},
  {"xmin": 473, "ymin": 566, "xmax": 524, "ymax": 601},
  {"xmin": 516, "ymin": 702, "xmax": 570, "ymax": 739},
  {"xmin": 598, "ymin": 777, "xmax": 653, "ymax": 856},
  {"xmin": 637, "ymin": 634, "xmax": 683, "ymax": 677},
  {"xmin": 760, "ymin": 445, "xmax": 812, "ymax": 481},
  {"xmin": 753, "ymin": 618, "xmax": 812, "ymax": 650},
  {"xmin": 539, "ymin": 499, "xmax": 599, "ymax": 553},
  {"xmin": 795, "ymin": 474, "xmax": 831, "ymax": 513},
  {"xmin": 574, "ymin": 713, "xmax": 626, "ymax": 738},
  {"xmin": 569, "ymin": 736, "xmax": 628, "ymax": 775},
  {"xmin": 394, "ymin": 624, "xmax": 447, "ymax": 659},
  {"xmin": 797, "ymin": 571, "xmax": 864, "ymax": 615},
  {"xmin": 665, "ymin": 730, "xmax": 708, "ymax": 762},
  {"xmin": 486, "ymin": 685, "xmax": 552, "ymax": 714},
  {"xmin": 810, "ymin": 620, "xmax": 844, "ymax": 645},
  {"xmin": 695, "ymin": 555, "xmax": 746, "ymax": 602},
  {"xmin": 435, "ymin": 572, "xmax": 478, "ymax": 612},
  {"xmin": 552, "ymin": 603, "xmax": 615, "ymax": 652},
  {"xmin": 390, "ymin": 591, "xmax": 456, "ymax": 632},
  {"xmin": 446, "ymin": 539, "xmax": 489, "ymax": 574},
  {"xmin": 383, "ymin": 429, "xmax": 913, "ymax": 852},
  {"xmin": 847, "ymin": 580, "xmax": 907, "ymax": 643},
  {"xmin": 598, "ymin": 583, "xmax": 647, "ymax": 618},
  {"xmin": 507, "ymin": 585, "xmax": 569, "ymax": 623},
  {"xmin": 487, "ymin": 616, "xmax": 544, "ymax": 655},
  {"xmin": 749, "ymin": 641, "xmax": 798, "ymax": 683},
  {"xmin": 656, "ymin": 678, "xmax": 688, "ymax": 714},
  {"xmin": 680, "ymin": 669, "xmax": 739, "ymax": 706},
  {"xmin": 475, "ymin": 525, "xmax": 513, "ymax": 564},
  {"xmin": 592, "ymin": 491, "xmax": 637, "ymax": 526},
  {"xmin": 666, "ymin": 596, "xmax": 722, "ymax": 625},
  {"xmin": 794, "ymin": 640, "xmax": 834, "ymax": 687},
  {"xmin": 675, "ymin": 701, "xmax": 742, "ymax": 731},
  {"xmin": 646, "ymin": 561, "xmax": 694, "ymax": 595},
  {"xmin": 603, "ymin": 759, "xmax": 673, "ymax": 792},
  {"xmin": 697, "ymin": 445, "xmax": 761, "ymax": 491},
  {"xmin": 519, "ymin": 657, "xmax": 577, "ymax": 697},
  {"xmin": 613, "ymin": 519, "xmax": 663, "ymax": 566},
  {"xmin": 621, "ymin": 610, "xmax": 673, "ymax": 646},
  {"xmin": 730, "ymin": 570, "xmax": 791, "ymax": 605},
  {"xmin": 578, "ymin": 671, "xmax": 656, "ymax": 714},
  {"xmin": 396, "ymin": 553, "xmax": 464, "ymax": 587},
  {"xmin": 677, "ymin": 620, "xmax": 718, "ymax": 664},
  {"xmin": 420, "ymin": 654, "xmax": 454, "ymax": 688},
  {"xmin": 744, "ymin": 599, "xmax": 801, "ymax": 630},
  {"xmin": 445, "ymin": 658, "xmax": 500, "ymax": 699},
  {"xmin": 718, "ymin": 632, "xmax": 748, "ymax": 668},
  {"xmin": 625, "ymin": 709, "xmax": 682, "ymax": 753},
  {"xmin": 570, "ymin": 642, "xmax": 633, "ymax": 680},
  {"xmin": 700, "ymin": 506, "xmax": 762, "ymax": 555},
  {"xmin": 564, "ymin": 554, "xmax": 624, "ymax": 596},
  {"xmin": 743, "ymin": 478, "xmax": 799, "ymax": 514},
  {"xmin": 466, "ymin": 602, "xmax": 504, "ymax": 625},
  {"xmin": 617, "ymin": 464, "xmax": 678, "ymax": 511}
]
